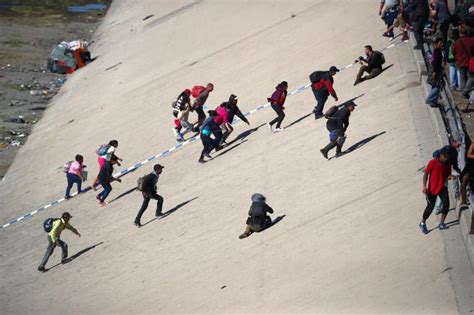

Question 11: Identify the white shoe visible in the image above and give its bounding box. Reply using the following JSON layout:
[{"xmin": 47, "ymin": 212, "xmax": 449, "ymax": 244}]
[
  {"xmin": 172, "ymin": 127, "xmax": 178, "ymax": 137},
  {"xmin": 267, "ymin": 123, "xmax": 272, "ymax": 131},
  {"xmin": 273, "ymin": 127, "xmax": 283, "ymax": 133}
]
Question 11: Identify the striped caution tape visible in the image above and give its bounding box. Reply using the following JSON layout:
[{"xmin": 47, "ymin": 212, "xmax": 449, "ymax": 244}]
[{"xmin": 0, "ymin": 39, "xmax": 407, "ymax": 229}]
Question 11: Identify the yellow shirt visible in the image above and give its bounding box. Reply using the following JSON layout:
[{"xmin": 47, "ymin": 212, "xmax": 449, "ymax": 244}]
[{"xmin": 48, "ymin": 218, "xmax": 78, "ymax": 241}]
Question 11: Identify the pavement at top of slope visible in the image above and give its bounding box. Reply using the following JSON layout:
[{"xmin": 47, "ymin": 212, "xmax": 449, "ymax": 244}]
[{"xmin": 0, "ymin": 0, "xmax": 463, "ymax": 313}]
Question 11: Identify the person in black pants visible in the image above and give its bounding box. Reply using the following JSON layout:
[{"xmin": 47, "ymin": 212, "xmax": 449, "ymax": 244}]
[
  {"xmin": 320, "ymin": 101, "xmax": 356, "ymax": 159},
  {"xmin": 96, "ymin": 156, "xmax": 121, "ymax": 206},
  {"xmin": 267, "ymin": 81, "xmax": 288, "ymax": 132},
  {"xmin": 310, "ymin": 66, "xmax": 339, "ymax": 119},
  {"xmin": 199, "ymin": 110, "xmax": 222, "ymax": 163},
  {"xmin": 239, "ymin": 193, "xmax": 274, "ymax": 239},
  {"xmin": 409, "ymin": 0, "xmax": 429, "ymax": 49},
  {"xmin": 134, "ymin": 164, "xmax": 165, "ymax": 227}
]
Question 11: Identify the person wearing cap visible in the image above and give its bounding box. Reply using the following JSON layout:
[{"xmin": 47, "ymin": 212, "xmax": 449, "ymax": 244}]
[
  {"xmin": 267, "ymin": 81, "xmax": 288, "ymax": 132},
  {"xmin": 239, "ymin": 193, "xmax": 274, "ymax": 239},
  {"xmin": 192, "ymin": 83, "xmax": 214, "ymax": 132},
  {"xmin": 38, "ymin": 212, "xmax": 81, "ymax": 272},
  {"xmin": 419, "ymin": 150, "xmax": 453, "ymax": 234},
  {"xmin": 311, "ymin": 66, "xmax": 339, "ymax": 119},
  {"xmin": 320, "ymin": 102, "xmax": 356, "ymax": 159},
  {"xmin": 199, "ymin": 110, "xmax": 222, "ymax": 163},
  {"xmin": 134, "ymin": 164, "xmax": 165, "ymax": 227},
  {"xmin": 172, "ymin": 89, "xmax": 193, "ymax": 142},
  {"xmin": 96, "ymin": 155, "xmax": 122, "ymax": 207},
  {"xmin": 354, "ymin": 45, "xmax": 385, "ymax": 86},
  {"xmin": 227, "ymin": 94, "xmax": 250, "ymax": 127}
]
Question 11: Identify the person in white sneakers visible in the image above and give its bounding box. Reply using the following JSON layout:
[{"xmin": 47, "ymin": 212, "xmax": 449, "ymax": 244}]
[{"xmin": 267, "ymin": 81, "xmax": 288, "ymax": 132}]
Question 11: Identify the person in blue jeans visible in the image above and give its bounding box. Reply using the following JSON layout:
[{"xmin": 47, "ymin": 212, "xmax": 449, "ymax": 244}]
[
  {"xmin": 426, "ymin": 38, "xmax": 444, "ymax": 107},
  {"xmin": 65, "ymin": 154, "xmax": 85, "ymax": 199},
  {"xmin": 198, "ymin": 110, "xmax": 222, "ymax": 163},
  {"xmin": 96, "ymin": 156, "xmax": 121, "ymax": 206}
]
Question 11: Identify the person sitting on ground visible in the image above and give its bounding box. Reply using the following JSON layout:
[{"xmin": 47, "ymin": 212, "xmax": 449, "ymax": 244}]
[
  {"xmin": 419, "ymin": 149, "xmax": 453, "ymax": 234},
  {"xmin": 38, "ymin": 212, "xmax": 81, "ymax": 273},
  {"xmin": 267, "ymin": 81, "xmax": 288, "ymax": 132},
  {"xmin": 320, "ymin": 101, "xmax": 357, "ymax": 159},
  {"xmin": 134, "ymin": 164, "xmax": 164, "ymax": 227},
  {"xmin": 96, "ymin": 155, "xmax": 122, "ymax": 207},
  {"xmin": 310, "ymin": 67, "xmax": 339, "ymax": 119},
  {"xmin": 199, "ymin": 110, "xmax": 223, "ymax": 163},
  {"xmin": 354, "ymin": 45, "xmax": 385, "ymax": 86},
  {"xmin": 172, "ymin": 89, "xmax": 193, "ymax": 142},
  {"xmin": 192, "ymin": 83, "xmax": 214, "ymax": 132},
  {"xmin": 239, "ymin": 193, "xmax": 274, "ymax": 239},
  {"xmin": 425, "ymin": 37, "xmax": 445, "ymax": 107},
  {"xmin": 65, "ymin": 154, "xmax": 86, "ymax": 199}
]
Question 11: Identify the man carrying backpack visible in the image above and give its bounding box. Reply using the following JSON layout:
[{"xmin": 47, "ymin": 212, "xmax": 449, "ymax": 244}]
[
  {"xmin": 134, "ymin": 164, "xmax": 164, "ymax": 227},
  {"xmin": 310, "ymin": 66, "xmax": 339, "ymax": 119},
  {"xmin": 38, "ymin": 212, "xmax": 81, "ymax": 272},
  {"xmin": 172, "ymin": 89, "xmax": 193, "ymax": 142},
  {"xmin": 354, "ymin": 45, "xmax": 385, "ymax": 86},
  {"xmin": 192, "ymin": 83, "xmax": 214, "ymax": 131},
  {"xmin": 320, "ymin": 101, "xmax": 357, "ymax": 159}
]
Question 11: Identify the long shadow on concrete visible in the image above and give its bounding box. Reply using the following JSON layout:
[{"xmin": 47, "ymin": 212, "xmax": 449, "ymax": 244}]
[
  {"xmin": 109, "ymin": 187, "xmax": 138, "ymax": 204},
  {"xmin": 141, "ymin": 196, "xmax": 199, "ymax": 227},
  {"xmin": 227, "ymin": 123, "xmax": 265, "ymax": 146},
  {"xmin": 344, "ymin": 131, "xmax": 387, "ymax": 154},
  {"xmin": 47, "ymin": 242, "xmax": 104, "ymax": 271}
]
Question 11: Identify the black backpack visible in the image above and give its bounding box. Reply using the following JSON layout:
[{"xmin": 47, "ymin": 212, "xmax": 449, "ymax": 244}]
[
  {"xmin": 324, "ymin": 105, "xmax": 339, "ymax": 119},
  {"xmin": 43, "ymin": 218, "xmax": 59, "ymax": 233},
  {"xmin": 373, "ymin": 51, "xmax": 385, "ymax": 66},
  {"xmin": 309, "ymin": 71, "xmax": 326, "ymax": 84}
]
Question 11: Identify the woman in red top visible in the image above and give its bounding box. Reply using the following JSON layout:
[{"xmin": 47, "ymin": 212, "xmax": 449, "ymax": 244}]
[
  {"xmin": 267, "ymin": 81, "xmax": 288, "ymax": 133},
  {"xmin": 419, "ymin": 150, "xmax": 452, "ymax": 234}
]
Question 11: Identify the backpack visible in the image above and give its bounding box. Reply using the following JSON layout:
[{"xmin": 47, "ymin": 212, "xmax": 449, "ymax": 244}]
[
  {"xmin": 43, "ymin": 218, "xmax": 59, "ymax": 233},
  {"xmin": 191, "ymin": 85, "xmax": 206, "ymax": 98},
  {"xmin": 95, "ymin": 144, "xmax": 110, "ymax": 156},
  {"xmin": 137, "ymin": 174, "xmax": 148, "ymax": 191},
  {"xmin": 63, "ymin": 160, "xmax": 73, "ymax": 173},
  {"xmin": 324, "ymin": 105, "xmax": 338, "ymax": 119},
  {"xmin": 373, "ymin": 51, "xmax": 385, "ymax": 66},
  {"xmin": 309, "ymin": 71, "xmax": 326, "ymax": 84}
]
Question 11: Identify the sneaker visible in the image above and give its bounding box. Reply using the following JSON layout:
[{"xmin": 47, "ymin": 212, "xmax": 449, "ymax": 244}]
[
  {"xmin": 402, "ymin": 34, "xmax": 409, "ymax": 41},
  {"xmin": 438, "ymin": 223, "xmax": 449, "ymax": 230},
  {"xmin": 273, "ymin": 127, "xmax": 283, "ymax": 133},
  {"xmin": 320, "ymin": 149, "xmax": 328, "ymax": 159},
  {"xmin": 177, "ymin": 133, "xmax": 185, "ymax": 142},
  {"xmin": 335, "ymin": 152, "xmax": 344, "ymax": 158},
  {"xmin": 37, "ymin": 267, "xmax": 46, "ymax": 273},
  {"xmin": 239, "ymin": 233, "xmax": 250, "ymax": 239},
  {"xmin": 419, "ymin": 223, "xmax": 428, "ymax": 234},
  {"xmin": 65, "ymin": 196, "xmax": 71, "ymax": 200},
  {"xmin": 314, "ymin": 114, "xmax": 324, "ymax": 120},
  {"xmin": 267, "ymin": 123, "xmax": 273, "ymax": 131},
  {"xmin": 425, "ymin": 102, "xmax": 438, "ymax": 108},
  {"xmin": 172, "ymin": 127, "xmax": 178, "ymax": 137},
  {"xmin": 134, "ymin": 222, "xmax": 142, "ymax": 228},
  {"xmin": 198, "ymin": 158, "xmax": 206, "ymax": 164},
  {"xmin": 99, "ymin": 201, "xmax": 107, "ymax": 207},
  {"xmin": 203, "ymin": 152, "xmax": 212, "ymax": 159}
]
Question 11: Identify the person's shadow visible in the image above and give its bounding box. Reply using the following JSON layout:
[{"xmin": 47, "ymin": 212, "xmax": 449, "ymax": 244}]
[
  {"xmin": 226, "ymin": 123, "xmax": 265, "ymax": 146},
  {"xmin": 344, "ymin": 131, "xmax": 386, "ymax": 154},
  {"xmin": 142, "ymin": 196, "xmax": 199, "ymax": 226},
  {"xmin": 47, "ymin": 242, "xmax": 104, "ymax": 271}
]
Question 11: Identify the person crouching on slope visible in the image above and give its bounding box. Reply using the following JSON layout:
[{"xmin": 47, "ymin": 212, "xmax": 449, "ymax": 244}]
[
  {"xmin": 96, "ymin": 155, "xmax": 122, "ymax": 206},
  {"xmin": 267, "ymin": 81, "xmax": 288, "ymax": 133},
  {"xmin": 310, "ymin": 66, "xmax": 339, "ymax": 119},
  {"xmin": 199, "ymin": 110, "xmax": 223, "ymax": 163},
  {"xmin": 419, "ymin": 149, "xmax": 453, "ymax": 234},
  {"xmin": 320, "ymin": 101, "xmax": 356, "ymax": 159},
  {"xmin": 239, "ymin": 193, "xmax": 274, "ymax": 239},
  {"xmin": 172, "ymin": 89, "xmax": 193, "ymax": 142},
  {"xmin": 38, "ymin": 212, "xmax": 81, "ymax": 273}
]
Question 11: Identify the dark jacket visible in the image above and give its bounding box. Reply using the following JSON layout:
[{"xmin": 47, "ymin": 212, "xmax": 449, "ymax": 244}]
[
  {"xmin": 98, "ymin": 161, "xmax": 114, "ymax": 184},
  {"xmin": 173, "ymin": 91, "xmax": 191, "ymax": 112},
  {"xmin": 227, "ymin": 102, "xmax": 249, "ymax": 124},
  {"xmin": 410, "ymin": 0, "xmax": 429, "ymax": 21},
  {"xmin": 313, "ymin": 72, "xmax": 337, "ymax": 98},
  {"xmin": 248, "ymin": 201, "xmax": 274, "ymax": 228},
  {"xmin": 326, "ymin": 107, "xmax": 351, "ymax": 132},
  {"xmin": 142, "ymin": 172, "xmax": 159, "ymax": 194},
  {"xmin": 365, "ymin": 51, "xmax": 384, "ymax": 70},
  {"xmin": 194, "ymin": 90, "xmax": 210, "ymax": 107},
  {"xmin": 268, "ymin": 84, "xmax": 287, "ymax": 107}
]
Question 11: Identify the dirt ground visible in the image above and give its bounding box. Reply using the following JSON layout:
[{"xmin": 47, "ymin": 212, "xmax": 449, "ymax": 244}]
[{"xmin": 0, "ymin": 7, "xmax": 107, "ymax": 178}]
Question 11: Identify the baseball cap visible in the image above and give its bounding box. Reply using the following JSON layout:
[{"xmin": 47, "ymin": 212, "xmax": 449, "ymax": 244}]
[
  {"xmin": 345, "ymin": 101, "xmax": 357, "ymax": 107},
  {"xmin": 62, "ymin": 212, "xmax": 72, "ymax": 219},
  {"xmin": 154, "ymin": 164, "xmax": 165, "ymax": 170},
  {"xmin": 229, "ymin": 94, "xmax": 238, "ymax": 102},
  {"xmin": 329, "ymin": 66, "xmax": 340, "ymax": 73}
]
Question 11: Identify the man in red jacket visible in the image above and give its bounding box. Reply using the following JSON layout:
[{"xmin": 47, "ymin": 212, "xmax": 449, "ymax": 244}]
[
  {"xmin": 311, "ymin": 66, "xmax": 339, "ymax": 119},
  {"xmin": 267, "ymin": 81, "xmax": 288, "ymax": 132},
  {"xmin": 452, "ymin": 29, "xmax": 474, "ymax": 97}
]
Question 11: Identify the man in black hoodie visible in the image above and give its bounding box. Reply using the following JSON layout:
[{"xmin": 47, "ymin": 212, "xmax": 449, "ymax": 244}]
[
  {"xmin": 134, "ymin": 164, "xmax": 164, "ymax": 227},
  {"xmin": 239, "ymin": 193, "xmax": 274, "ymax": 239},
  {"xmin": 320, "ymin": 101, "xmax": 357, "ymax": 159},
  {"xmin": 96, "ymin": 156, "xmax": 121, "ymax": 206}
]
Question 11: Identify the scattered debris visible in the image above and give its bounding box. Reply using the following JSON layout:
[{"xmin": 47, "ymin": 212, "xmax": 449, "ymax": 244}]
[
  {"xmin": 105, "ymin": 62, "xmax": 122, "ymax": 71},
  {"xmin": 143, "ymin": 14, "xmax": 155, "ymax": 21}
]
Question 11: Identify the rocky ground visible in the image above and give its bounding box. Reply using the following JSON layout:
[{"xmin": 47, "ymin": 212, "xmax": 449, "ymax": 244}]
[{"xmin": 0, "ymin": 4, "xmax": 108, "ymax": 178}]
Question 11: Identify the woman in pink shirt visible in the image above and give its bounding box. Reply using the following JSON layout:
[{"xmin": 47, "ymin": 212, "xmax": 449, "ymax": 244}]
[
  {"xmin": 214, "ymin": 101, "xmax": 232, "ymax": 145},
  {"xmin": 65, "ymin": 154, "xmax": 85, "ymax": 199}
]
